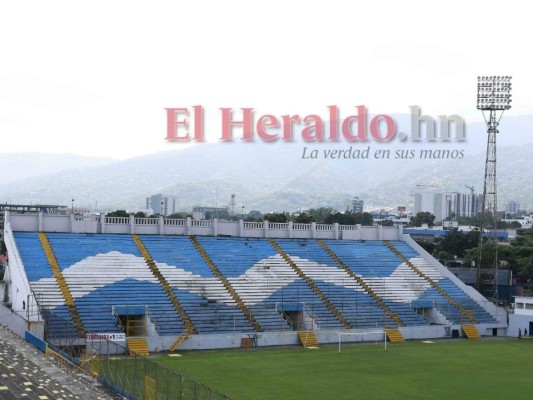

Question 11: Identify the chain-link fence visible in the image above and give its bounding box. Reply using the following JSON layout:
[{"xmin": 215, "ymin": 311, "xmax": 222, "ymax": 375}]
[{"xmin": 42, "ymin": 309, "xmax": 232, "ymax": 400}]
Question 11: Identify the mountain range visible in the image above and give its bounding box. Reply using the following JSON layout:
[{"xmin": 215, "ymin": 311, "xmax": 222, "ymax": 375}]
[{"xmin": 1, "ymin": 114, "xmax": 532, "ymax": 213}]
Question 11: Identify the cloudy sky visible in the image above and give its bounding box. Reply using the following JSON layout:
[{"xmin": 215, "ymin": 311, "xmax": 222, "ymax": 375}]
[{"xmin": 0, "ymin": 1, "xmax": 529, "ymax": 159}]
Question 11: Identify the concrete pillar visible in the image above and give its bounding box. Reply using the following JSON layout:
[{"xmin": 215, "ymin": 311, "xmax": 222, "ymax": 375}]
[
  {"xmin": 288, "ymin": 221, "xmax": 293, "ymax": 239},
  {"xmin": 100, "ymin": 213, "xmax": 106, "ymax": 233},
  {"xmin": 311, "ymin": 222, "xmax": 316, "ymax": 239},
  {"xmin": 159, "ymin": 216, "xmax": 164, "ymax": 235},
  {"xmin": 38, "ymin": 212, "xmax": 43, "ymax": 232},
  {"xmin": 69, "ymin": 213, "xmax": 74, "ymax": 233},
  {"xmin": 186, "ymin": 217, "xmax": 192, "ymax": 236},
  {"xmin": 264, "ymin": 220, "xmax": 269, "ymax": 238},
  {"xmin": 239, "ymin": 219, "xmax": 244, "ymax": 237},
  {"xmin": 334, "ymin": 223, "xmax": 339, "ymax": 240},
  {"xmin": 213, "ymin": 218, "xmax": 218, "ymax": 237},
  {"xmin": 378, "ymin": 224, "xmax": 383, "ymax": 240},
  {"xmin": 130, "ymin": 215, "xmax": 135, "ymax": 234}
]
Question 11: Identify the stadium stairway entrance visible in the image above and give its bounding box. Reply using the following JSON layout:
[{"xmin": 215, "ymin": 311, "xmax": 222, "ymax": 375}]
[
  {"xmin": 462, "ymin": 325, "xmax": 481, "ymax": 339},
  {"xmin": 115, "ymin": 307, "xmax": 151, "ymax": 356},
  {"xmin": 298, "ymin": 331, "xmax": 319, "ymax": 348},
  {"xmin": 114, "ymin": 306, "xmax": 148, "ymax": 337},
  {"xmin": 385, "ymin": 329, "xmax": 404, "ymax": 343}
]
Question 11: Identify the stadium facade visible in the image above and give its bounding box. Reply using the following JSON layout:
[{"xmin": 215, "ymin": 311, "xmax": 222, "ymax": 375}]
[{"xmin": 1, "ymin": 211, "xmax": 508, "ymax": 354}]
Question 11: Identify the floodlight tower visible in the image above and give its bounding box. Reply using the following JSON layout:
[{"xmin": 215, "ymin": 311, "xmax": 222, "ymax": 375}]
[{"xmin": 475, "ymin": 76, "xmax": 512, "ymax": 301}]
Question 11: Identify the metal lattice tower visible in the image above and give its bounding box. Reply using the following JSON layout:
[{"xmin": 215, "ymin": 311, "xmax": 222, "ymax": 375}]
[{"xmin": 475, "ymin": 76, "xmax": 512, "ymax": 301}]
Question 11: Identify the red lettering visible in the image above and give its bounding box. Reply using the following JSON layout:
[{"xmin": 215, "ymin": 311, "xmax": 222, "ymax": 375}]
[
  {"xmin": 256, "ymin": 114, "xmax": 279, "ymax": 141},
  {"xmin": 220, "ymin": 108, "xmax": 254, "ymax": 141}
]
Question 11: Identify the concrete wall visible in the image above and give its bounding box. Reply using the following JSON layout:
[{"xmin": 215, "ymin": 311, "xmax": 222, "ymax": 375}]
[
  {"xmin": 145, "ymin": 325, "xmax": 457, "ymax": 352},
  {"xmin": 2, "ymin": 222, "xmax": 41, "ymax": 323},
  {"xmin": 7, "ymin": 212, "xmax": 401, "ymax": 241},
  {"xmin": 509, "ymin": 313, "xmax": 533, "ymax": 338}
]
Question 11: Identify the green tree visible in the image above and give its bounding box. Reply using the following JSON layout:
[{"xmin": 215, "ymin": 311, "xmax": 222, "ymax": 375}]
[
  {"xmin": 295, "ymin": 213, "xmax": 315, "ymax": 223},
  {"xmin": 438, "ymin": 251, "xmax": 454, "ymax": 264},
  {"xmin": 410, "ymin": 212, "xmax": 436, "ymax": 227},
  {"xmin": 307, "ymin": 207, "xmax": 334, "ymax": 224},
  {"xmin": 106, "ymin": 210, "xmax": 129, "ymax": 217},
  {"xmin": 415, "ymin": 240, "xmax": 436, "ymax": 255},
  {"xmin": 133, "ymin": 211, "xmax": 147, "ymax": 218},
  {"xmin": 457, "ymin": 216, "xmax": 481, "ymax": 227},
  {"xmin": 464, "ymin": 242, "xmax": 498, "ymax": 270},
  {"xmin": 496, "ymin": 220, "xmax": 522, "ymax": 229},
  {"xmin": 205, "ymin": 210, "xmax": 230, "ymax": 220},
  {"xmin": 380, "ymin": 220, "xmax": 394, "ymax": 226},
  {"xmin": 246, "ymin": 210, "xmax": 263, "ymax": 221},
  {"xmin": 435, "ymin": 230, "xmax": 480, "ymax": 258},
  {"xmin": 166, "ymin": 212, "xmax": 191, "ymax": 219},
  {"xmin": 355, "ymin": 212, "xmax": 374, "ymax": 226},
  {"xmin": 262, "ymin": 212, "xmax": 289, "ymax": 223}
]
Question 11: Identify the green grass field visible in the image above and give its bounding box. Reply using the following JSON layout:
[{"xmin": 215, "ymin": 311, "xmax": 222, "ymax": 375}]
[{"xmin": 146, "ymin": 339, "xmax": 533, "ymax": 400}]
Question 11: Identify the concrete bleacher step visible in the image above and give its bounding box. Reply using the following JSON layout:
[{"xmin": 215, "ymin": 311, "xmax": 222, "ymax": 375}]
[
  {"xmin": 383, "ymin": 241, "xmax": 476, "ymax": 325},
  {"xmin": 385, "ymin": 329, "xmax": 404, "ymax": 343},
  {"xmin": 269, "ymin": 239, "xmax": 352, "ymax": 330},
  {"xmin": 189, "ymin": 236, "xmax": 264, "ymax": 332},
  {"xmin": 38, "ymin": 232, "xmax": 85, "ymax": 338},
  {"xmin": 169, "ymin": 335, "xmax": 189, "ymax": 352},
  {"xmin": 298, "ymin": 331, "xmax": 319, "ymax": 348},
  {"xmin": 132, "ymin": 234, "xmax": 197, "ymax": 335},
  {"xmin": 462, "ymin": 325, "xmax": 481, "ymax": 340},
  {"xmin": 316, "ymin": 239, "xmax": 405, "ymax": 327},
  {"xmin": 128, "ymin": 338, "xmax": 150, "ymax": 357}
]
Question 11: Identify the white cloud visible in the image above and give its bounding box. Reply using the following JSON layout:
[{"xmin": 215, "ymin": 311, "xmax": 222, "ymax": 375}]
[{"xmin": 0, "ymin": 0, "xmax": 529, "ymax": 159}]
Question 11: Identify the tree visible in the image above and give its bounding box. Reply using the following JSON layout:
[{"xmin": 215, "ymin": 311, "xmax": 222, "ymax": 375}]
[
  {"xmin": 262, "ymin": 212, "xmax": 288, "ymax": 223},
  {"xmin": 415, "ymin": 240, "xmax": 436, "ymax": 255},
  {"xmin": 133, "ymin": 211, "xmax": 147, "ymax": 218},
  {"xmin": 380, "ymin": 220, "xmax": 394, "ymax": 226},
  {"xmin": 464, "ymin": 242, "xmax": 498, "ymax": 270},
  {"xmin": 166, "ymin": 212, "xmax": 191, "ymax": 219},
  {"xmin": 410, "ymin": 212, "xmax": 436, "ymax": 227},
  {"xmin": 436, "ymin": 230, "xmax": 479, "ymax": 258},
  {"xmin": 307, "ymin": 207, "xmax": 334, "ymax": 224},
  {"xmin": 246, "ymin": 210, "xmax": 263, "ymax": 221},
  {"xmin": 457, "ymin": 216, "xmax": 481, "ymax": 227},
  {"xmin": 355, "ymin": 212, "xmax": 374, "ymax": 226},
  {"xmin": 106, "ymin": 210, "xmax": 129, "ymax": 217},
  {"xmin": 295, "ymin": 213, "xmax": 315, "ymax": 223},
  {"xmin": 496, "ymin": 220, "xmax": 522, "ymax": 229},
  {"xmin": 438, "ymin": 251, "xmax": 454, "ymax": 264},
  {"xmin": 205, "ymin": 210, "xmax": 230, "ymax": 220}
]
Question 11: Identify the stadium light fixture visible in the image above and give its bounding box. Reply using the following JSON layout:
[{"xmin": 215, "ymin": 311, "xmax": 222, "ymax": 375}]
[
  {"xmin": 477, "ymin": 76, "xmax": 512, "ymax": 111},
  {"xmin": 475, "ymin": 75, "xmax": 512, "ymax": 300}
]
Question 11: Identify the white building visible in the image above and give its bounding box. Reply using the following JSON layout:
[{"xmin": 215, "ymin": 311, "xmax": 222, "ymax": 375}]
[
  {"xmin": 509, "ymin": 296, "xmax": 533, "ymax": 337},
  {"xmin": 146, "ymin": 194, "xmax": 178, "ymax": 216},
  {"xmin": 414, "ymin": 185, "xmax": 481, "ymax": 222}
]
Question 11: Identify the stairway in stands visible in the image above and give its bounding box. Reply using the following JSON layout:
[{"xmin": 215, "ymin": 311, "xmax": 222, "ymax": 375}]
[
  {"xmin": 269, "ymin": 238, "xmax": 352, "ymax": 329},
  {"xmin": 189, "ymin": 236, "xmax": 263, "ymax": 332},
  {"xmin": 317, "ymin": 239, "xmax": 405, "ymax": 327},
  {"xmin": 385, "ymin": 329, "xmax": 405, "ymax": 343},
  {"xmin": 169, "ymin": 334, "xmax": 190, "ymax": 352},
  {"xmin": 38, "ymin": 232, "xmax": 85, "ymax": 338},
  {"xmin": 128, "ymin": 338, "xmax": 149, "ymax": 357},
  {"xmin": 384, "ymin": 241, "xmax": 476, "ymax": 324},
  {"xmin": 132, "ymin": 234, "xmax": 197, "ymax": 335},
  {"xmin": 298, "ymin": 331, "xmax": 319, "ymax": 348},
  {"xmin": 462, "ymin": 325, "xmax": 481, "ymax": 339}
]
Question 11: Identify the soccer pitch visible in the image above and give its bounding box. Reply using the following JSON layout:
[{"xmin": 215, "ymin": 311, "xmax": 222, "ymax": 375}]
[{"xmin": 150, "ymin": 339, "xmax": 533, "ymax": 400}]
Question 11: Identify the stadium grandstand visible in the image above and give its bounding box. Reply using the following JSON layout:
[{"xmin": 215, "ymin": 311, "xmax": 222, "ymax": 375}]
[{"xmin": 0, "ymin": 211, "xmax": 508, "ymax": 398}]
